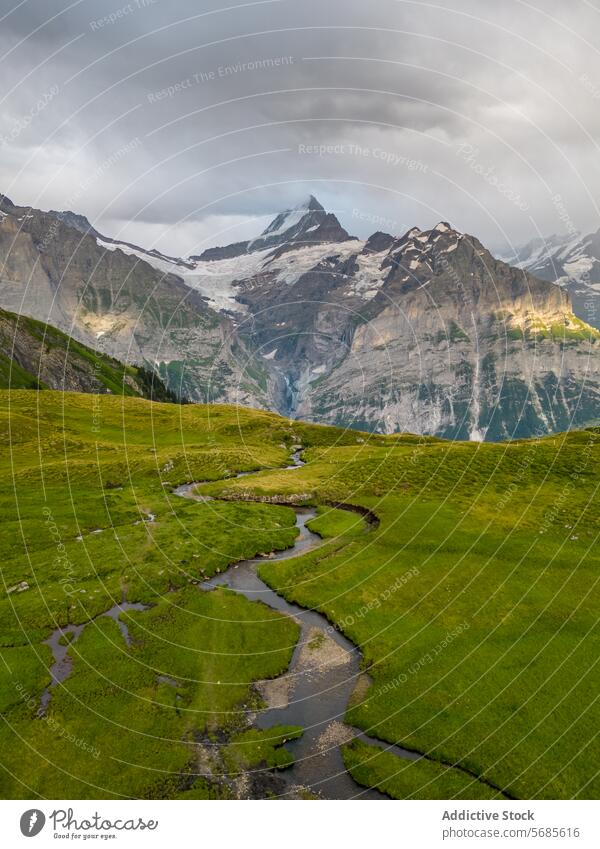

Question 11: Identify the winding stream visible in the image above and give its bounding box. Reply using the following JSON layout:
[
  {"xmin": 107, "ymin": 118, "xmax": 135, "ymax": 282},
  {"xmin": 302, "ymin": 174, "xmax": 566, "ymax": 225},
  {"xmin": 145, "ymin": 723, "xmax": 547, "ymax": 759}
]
[
  {"xmin": 175, "ymin": 448, "xmax": 421, "ymax": 799},
  {"xmin": 40, "ymin": 447, "xmax": 503, "ymax": 799},
  {"xmin": 38, "ymin": 600, "xmax": 150, "ymax": 716}
]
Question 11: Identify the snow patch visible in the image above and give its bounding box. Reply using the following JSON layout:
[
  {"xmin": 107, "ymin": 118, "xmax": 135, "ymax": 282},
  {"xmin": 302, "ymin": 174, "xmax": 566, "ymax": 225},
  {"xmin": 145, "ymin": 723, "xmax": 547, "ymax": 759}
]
[
  {"xmin": 344, "ymin": 248, "xmax": 388, "ymax": 300},
  {"xmin": 562, "ymin": 256, "xmax": 595, "ymax": 279},
  {"xmin": 266, "ymin": 240, "xmax": 360, "ymax": 287}
]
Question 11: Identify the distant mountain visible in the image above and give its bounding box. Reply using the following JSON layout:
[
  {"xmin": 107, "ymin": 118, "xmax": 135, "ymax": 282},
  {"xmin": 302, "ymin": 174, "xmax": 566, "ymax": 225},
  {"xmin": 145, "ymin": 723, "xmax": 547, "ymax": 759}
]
[
  {"xmin": 193, "ymin": 195, "xmax": 353, "ymax": 262},
  {"xmin": 0, "ymin": 306, "xmax": 177, "ymax": 400},
  {"xmin": 1, "ymin": 192, "xmax": 599, "ymax": 439},
  {"xmin": 226, "ymin": 219, "xmax": 600, "ymax": 439},
  {"xmin": 0, "ymin": 194, "xmax": 271, "ymax": 406},
  {"xmin": 506, "ymin": 229, "xmax": 600, "ymax": 331}
]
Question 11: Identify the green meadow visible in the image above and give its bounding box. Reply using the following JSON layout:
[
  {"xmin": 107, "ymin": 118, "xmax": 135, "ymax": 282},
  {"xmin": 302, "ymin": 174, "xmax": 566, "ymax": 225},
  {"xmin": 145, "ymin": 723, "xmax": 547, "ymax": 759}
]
[
  {"xmin": 0, "ymin": 391, "xmax": 305, "ymax": 798},
  {"xmin": 0, "ymin": 389, "xmax": 598, "ymax": 799},
  {"xmin": 203, "ymin": 421, "xmax": 600, "ymax": 799}
]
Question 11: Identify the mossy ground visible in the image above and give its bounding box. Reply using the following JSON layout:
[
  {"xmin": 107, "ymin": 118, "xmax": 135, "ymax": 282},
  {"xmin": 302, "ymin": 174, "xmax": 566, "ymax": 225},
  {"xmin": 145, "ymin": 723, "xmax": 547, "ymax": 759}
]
[
  {"xmin": 342, "ymin": 740, "xmax": 502, "ymax": 799},
  {"xmin": 204, "ymin": 424, "xmax": 600, "ymax": 799},
  {"xmin": 1, "ymin": 390, "xmax": 599, "ymax": 799},
  {"xmin": 0, "ymin": 391, "xmax": 306, "ymax": 798},
  {"xmin": 223, "ymin": 726, "xmax": 303, "ymax": 775}
]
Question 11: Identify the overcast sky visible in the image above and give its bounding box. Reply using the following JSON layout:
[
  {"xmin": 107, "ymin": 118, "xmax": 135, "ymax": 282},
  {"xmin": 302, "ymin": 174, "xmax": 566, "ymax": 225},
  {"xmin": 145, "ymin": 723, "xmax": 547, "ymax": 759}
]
[{"xmin": 2, "ymin": 0, "xmax": 600, "ymax": 256}]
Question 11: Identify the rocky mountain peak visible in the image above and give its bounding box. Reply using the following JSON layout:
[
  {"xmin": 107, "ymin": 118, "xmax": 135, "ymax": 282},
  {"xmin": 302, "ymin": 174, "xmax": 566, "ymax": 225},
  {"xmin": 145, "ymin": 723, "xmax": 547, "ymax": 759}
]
[
  {"xmin": 3, "ymin": 190, "xmax": 599, "ymax": 441},
  {"xmin": 263, "ymin": 195, "xmax": 324, "ymax": 229},
  {"xmin": 0, "ymin": 194, "xmax": 15, "ymax": 212},
  {"xmin": 250, "ymin": 194, "xmax": 351, "ymax": 251},
  {"xmin": 258, "ymin": 195, "xmax": 325, "ymax": 239},
  {"xmin": 195, "ymin": 194, "xmax": 353, "ymax": 261},
  {"xmin": 361, "ymin": 231, "xmax": 395, "ymax": 254},
  {"xmin": 50, "ymin": 210, "xmax": 98, "ymax": 236},
  {"xmin": 383, "ymin": 221, "xmax": 466, "ymax": 274},
  {"xmin": 304, "ymin": 193, "xmax": 325, "ymax": 211}
]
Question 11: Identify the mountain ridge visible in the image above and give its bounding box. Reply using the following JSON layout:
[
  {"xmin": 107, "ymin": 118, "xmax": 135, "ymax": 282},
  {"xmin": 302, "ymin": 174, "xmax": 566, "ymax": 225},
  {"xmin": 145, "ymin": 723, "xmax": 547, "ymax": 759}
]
[
  {"xmin": 0, "ymin": 194, "xmax": 273, "ymax": 407},
  {"xmin": 0, "ymin": 305, "xmax": 178, "ymax": 400},
  {"xmin": 1, "ymin": 192, "xmax": 599, "ymax": 440},
  {"xmin": 508, "ymin": 227, "xmax": 600, "ymax": 331},
  {"xmin": 192, "ymin": 194, "xmax": 354, "ymax": 262}
]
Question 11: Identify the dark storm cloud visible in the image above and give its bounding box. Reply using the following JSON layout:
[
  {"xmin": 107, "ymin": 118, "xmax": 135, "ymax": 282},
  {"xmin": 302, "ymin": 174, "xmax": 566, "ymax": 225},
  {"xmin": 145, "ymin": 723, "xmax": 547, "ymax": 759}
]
[{"xmin": 2, "ymin": 0, "xmax": 600, "ymax": 255}]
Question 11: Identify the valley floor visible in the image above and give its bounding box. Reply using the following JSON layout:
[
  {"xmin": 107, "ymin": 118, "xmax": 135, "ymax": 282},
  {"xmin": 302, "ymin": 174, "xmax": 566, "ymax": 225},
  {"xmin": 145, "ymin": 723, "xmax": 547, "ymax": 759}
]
[{"xmin": 0, "ymin": 390, "xmax": 598, "ymax": 799}]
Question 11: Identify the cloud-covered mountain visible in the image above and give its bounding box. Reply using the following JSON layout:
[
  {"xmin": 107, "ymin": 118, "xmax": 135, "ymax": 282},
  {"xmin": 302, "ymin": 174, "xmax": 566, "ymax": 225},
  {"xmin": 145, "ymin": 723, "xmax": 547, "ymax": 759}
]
[
  {"xmin": 193, "ymin": 195, "xmax": 353, "ymax": 261},
  {"xmin": 3, "ymin": 0, "xmax": 600, "ymax": 255}
]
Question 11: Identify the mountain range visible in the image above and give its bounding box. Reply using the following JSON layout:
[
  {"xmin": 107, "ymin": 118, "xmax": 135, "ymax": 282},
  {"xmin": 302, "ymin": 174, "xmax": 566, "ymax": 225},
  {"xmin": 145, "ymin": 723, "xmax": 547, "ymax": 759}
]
[{"xmin": 1, "ymin": 192, "xmax": 599, "ymax": 440}]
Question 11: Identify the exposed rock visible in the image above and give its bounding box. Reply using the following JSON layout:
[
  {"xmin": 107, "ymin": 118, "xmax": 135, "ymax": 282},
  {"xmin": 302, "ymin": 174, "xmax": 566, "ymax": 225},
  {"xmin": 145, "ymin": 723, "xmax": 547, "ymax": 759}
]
[
  {"xmin": 0, "ymin": 306, "xmax": 176, "ymax": 400},
  {"xmin": 2, "ymin": 192, "xmax": 599, "ymax": 439},
  {"xmin": 509, "ymin": 228, "xmax": 600, "ymax": 331},
  {"xmin": 315, "ymin": 721, "xmax": 355, "ymax": 755},
  {"xmin": 7, "ymin": 581, "xmax": 30, "ymax": 594},
  {"xmin": 297, "ymin": 627, "xmax": 352, "ymax": 677},
  {"xmin": 194, "ymin": 195, "xmax": 352, "ymax": 261},
  {"xmin": 255, "ymin": 674, "xmax": 293, "ymax": 710},
  {"xmin": 0, "ymin": 200, "xmax": 271, "ymax": 406}
]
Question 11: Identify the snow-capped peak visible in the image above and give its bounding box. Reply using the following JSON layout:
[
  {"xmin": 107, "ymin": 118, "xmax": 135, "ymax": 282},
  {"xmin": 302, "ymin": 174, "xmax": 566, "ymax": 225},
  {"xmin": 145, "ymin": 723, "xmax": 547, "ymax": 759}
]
[
  {"xmin": 260, "ymin": 195, "xmax": 324, "ymax": 237},
  {"xmin": 293, "ymin": 194, "xmax": 324, "ymax": 212}
]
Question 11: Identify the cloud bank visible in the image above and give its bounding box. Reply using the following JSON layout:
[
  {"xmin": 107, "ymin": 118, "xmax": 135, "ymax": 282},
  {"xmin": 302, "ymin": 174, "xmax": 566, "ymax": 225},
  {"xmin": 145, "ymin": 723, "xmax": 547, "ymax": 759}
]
[{"xmin": 2, "ymin": 0, "xmax": 600, "ymax": 255}]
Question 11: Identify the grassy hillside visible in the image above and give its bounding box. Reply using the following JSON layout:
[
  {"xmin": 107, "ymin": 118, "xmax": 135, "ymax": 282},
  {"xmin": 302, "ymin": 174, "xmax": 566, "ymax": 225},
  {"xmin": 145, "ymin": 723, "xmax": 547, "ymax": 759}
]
[
  {"xmin": 0, "ymin": 307, "xmax": 178, "ymax": 401},
  {"xmin": 0, "ymin": 389, "xmax": 598, "ymax": 799}
]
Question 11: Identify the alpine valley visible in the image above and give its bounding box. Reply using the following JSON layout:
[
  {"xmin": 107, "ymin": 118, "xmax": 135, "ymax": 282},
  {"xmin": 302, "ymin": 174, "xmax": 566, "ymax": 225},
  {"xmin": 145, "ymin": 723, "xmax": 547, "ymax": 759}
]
[{"xmin": 1, "ymin": 192, "xmax": 599, "ymax": 440}]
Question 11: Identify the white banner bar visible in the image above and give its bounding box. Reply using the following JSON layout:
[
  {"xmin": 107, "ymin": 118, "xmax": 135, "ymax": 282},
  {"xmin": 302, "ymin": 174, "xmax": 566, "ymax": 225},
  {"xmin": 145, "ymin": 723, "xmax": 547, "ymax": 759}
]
[{"xmin": 1, "ymin": 800, "xmax": 598, "ymax": 849}]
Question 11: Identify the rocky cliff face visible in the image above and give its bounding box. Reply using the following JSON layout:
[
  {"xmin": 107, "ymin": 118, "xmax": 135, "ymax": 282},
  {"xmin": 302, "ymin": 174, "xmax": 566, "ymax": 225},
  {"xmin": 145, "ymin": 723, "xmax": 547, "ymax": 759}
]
[
  {"xmin": 0, "ymin": 306, "xmax": 177, "ymax": 400},
  {"xmin": 508, "ymin": 228, "xmax": 600, "ymax": 332},
  {"xmin": 295, "ymin": 224, "xmax": 598, "ymax": 439},
  {"xmin": 0, "ymin": 195, "xmax": 271, "ymax": 406},
  {"xmin": 162, "ymin": 207, "xmax": 600, "ymax": 439},
  {"xmin": 1, "ymin": 192, "xmax": 599, "ymax": 439},
  {"xmin": 193, "ymin": 195, "xmax": 353, "ymax": 261}
]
